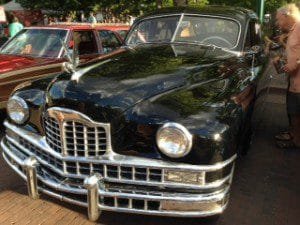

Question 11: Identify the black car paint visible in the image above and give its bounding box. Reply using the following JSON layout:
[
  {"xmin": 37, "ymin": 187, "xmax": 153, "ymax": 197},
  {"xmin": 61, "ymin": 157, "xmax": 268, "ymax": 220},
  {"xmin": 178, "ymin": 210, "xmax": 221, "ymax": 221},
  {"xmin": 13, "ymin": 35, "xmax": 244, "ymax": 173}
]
[{"xmin": 12, "ymin": 7, "xmax": 267, "ymax": 166}]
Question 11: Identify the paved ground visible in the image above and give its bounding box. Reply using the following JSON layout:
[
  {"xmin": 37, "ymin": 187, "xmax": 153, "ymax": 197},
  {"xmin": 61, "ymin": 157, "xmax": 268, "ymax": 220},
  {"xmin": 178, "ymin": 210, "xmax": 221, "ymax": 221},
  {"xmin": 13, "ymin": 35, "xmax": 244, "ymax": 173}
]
[{"xmin": 0, "ymin": 62, "xmax": 299, "ymax": 225}]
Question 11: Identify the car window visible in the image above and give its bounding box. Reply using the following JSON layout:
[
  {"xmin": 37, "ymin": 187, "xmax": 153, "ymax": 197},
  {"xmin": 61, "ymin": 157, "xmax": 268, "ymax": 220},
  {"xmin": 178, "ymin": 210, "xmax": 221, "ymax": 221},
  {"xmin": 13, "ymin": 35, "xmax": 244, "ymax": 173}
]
[
  {"xmin": 73, "ymin": 30, "xmax": 98, "ymax": 55},
  {"xmin": 127, "ymin": 15, "xmax": 240, "ymax": 49},
  {"xmin": 98, "ymin": 30, "xmax": 122, "ymax": 53},
  {"xmin": 175, "ymin": 16, "xmax": 240, "ymax": 49},
  {"xmin": 0, "ymin": 28, "xmax": 67, "ymax": 58},
  {"xmin": 116, "ymin": 30, "xmax": 128, "ymax": 39},
  {"xmin": 127, "ymin": 16, "xmax": 179, "ymax": 44},
  {"xmin": 244, "ymin": 21, "xmax": 262, "ymax": 50}
]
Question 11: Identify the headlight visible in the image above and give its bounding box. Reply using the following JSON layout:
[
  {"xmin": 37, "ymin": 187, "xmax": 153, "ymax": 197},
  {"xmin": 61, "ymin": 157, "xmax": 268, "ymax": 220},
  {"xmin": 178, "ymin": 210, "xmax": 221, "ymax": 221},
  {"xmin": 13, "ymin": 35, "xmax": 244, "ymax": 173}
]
[
  {"xmin": 156, "ymin": 123, "xmax": 192, "ymax": 158},
  {"xmin": 7, "ymin": 96, "xmax": 29, "ymax": 124}
]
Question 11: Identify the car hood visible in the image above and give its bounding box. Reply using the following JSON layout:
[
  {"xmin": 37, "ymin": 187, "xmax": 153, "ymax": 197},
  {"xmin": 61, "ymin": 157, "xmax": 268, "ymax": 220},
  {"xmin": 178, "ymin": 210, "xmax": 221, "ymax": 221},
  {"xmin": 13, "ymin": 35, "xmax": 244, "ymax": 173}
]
[
  {"xmin": 0, "ymin": 54, "xmax": 57, "ymax": 73},
  {"xmin": 48, "ymin": 44, "xmax": 239, "ymax": 121}
]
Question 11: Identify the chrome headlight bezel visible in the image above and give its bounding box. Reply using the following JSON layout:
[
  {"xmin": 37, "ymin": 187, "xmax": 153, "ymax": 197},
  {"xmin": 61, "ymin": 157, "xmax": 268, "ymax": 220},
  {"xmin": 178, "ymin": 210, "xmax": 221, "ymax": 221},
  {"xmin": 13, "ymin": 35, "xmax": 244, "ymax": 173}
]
[
  {"xmin": 7, "ymin": 96, "xmax": 29, "ymax": 125},
  {"xmin": 156, "ymin": 122, "xmax": 193, "ymax": 158}
]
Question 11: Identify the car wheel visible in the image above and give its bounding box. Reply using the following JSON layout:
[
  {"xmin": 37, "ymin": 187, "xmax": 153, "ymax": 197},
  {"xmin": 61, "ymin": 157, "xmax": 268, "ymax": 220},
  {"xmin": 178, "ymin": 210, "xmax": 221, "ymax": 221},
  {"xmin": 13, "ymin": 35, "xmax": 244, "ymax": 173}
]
[{"xmin": 0, "ymin": 109, "xmax": 6, "ymax": 125}]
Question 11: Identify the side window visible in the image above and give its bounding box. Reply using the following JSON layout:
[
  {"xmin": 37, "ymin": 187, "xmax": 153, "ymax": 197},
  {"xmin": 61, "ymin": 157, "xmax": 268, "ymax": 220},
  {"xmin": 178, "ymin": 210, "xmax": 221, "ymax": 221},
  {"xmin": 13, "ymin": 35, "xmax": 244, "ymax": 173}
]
[
  {"xmin": 73, "ymin": 31, "xmax": 98, "ymax": 55},
  {"xmin": 244, "ymin": 20, "xmax": 262, "ymax": 50},
  {"xmin": 98, "ymin": 30, "xmax": 122, "ymax": 53}
]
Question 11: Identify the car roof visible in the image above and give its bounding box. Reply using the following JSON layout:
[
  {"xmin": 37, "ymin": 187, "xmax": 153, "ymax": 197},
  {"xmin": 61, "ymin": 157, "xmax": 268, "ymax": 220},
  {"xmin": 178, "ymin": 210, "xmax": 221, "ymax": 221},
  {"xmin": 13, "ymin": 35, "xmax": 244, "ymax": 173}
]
[
  {"xmin": 28, "ymin": 23, "xmax": 130, "ymax": 31},
  {"xmin": 137, "ymin": 6, "xmax": 258, "ymax": 24}
]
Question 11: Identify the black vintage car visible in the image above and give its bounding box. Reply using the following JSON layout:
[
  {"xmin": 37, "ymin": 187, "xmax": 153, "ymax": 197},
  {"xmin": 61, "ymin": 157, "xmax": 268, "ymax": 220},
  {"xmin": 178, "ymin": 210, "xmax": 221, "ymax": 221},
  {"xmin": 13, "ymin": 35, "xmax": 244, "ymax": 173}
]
[{"xmin": 1, "ymin": 6, "xmax": 267, "ymax": 221}]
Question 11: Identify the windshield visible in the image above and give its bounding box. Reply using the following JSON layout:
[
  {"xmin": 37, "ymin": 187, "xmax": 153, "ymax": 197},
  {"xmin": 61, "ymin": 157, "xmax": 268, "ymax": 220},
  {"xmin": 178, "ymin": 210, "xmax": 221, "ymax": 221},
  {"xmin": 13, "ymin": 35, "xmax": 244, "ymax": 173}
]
[
  {"xmin": 0, "ymin": 28, "xmax": 68, "ymax": 58},
  {"xmin": 126, "ymin": 15, "xmax": 240, "ymax": 49}
]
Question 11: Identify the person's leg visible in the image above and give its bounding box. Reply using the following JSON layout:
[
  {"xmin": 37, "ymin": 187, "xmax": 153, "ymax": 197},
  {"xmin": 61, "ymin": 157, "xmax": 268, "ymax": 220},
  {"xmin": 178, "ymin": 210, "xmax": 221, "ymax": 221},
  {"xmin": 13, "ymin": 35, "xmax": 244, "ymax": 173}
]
[
  {"xmin": 276, "ymin": 92, "xmax": 300, "ymax": 148},
  {"xmin": 290, "ymin": 115, "xmax": 300, "ymax": 147},
  {"xmin": 275, "ymin": 89, "xmax": 293, "ymax": 140}
]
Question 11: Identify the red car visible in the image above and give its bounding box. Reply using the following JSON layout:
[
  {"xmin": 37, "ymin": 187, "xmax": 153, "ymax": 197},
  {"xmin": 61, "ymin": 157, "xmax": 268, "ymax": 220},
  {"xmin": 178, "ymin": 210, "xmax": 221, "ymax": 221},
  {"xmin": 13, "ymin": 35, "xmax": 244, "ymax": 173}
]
[
  {"xmin": 96, "ymin": 23, "xmax": 130, "ymax": 39},
  {"xmin": 0, "ymin": 23, "xmax": 127, "ymax": 109}
]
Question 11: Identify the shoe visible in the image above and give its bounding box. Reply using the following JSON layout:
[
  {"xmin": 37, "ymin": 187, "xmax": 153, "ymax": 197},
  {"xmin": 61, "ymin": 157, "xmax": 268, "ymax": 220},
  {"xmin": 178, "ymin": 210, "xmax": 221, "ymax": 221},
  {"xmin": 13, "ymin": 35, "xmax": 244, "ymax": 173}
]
[
  {"xmin": 276, "ymin": 140, "xmax": 300, "ymax": 149},
  {"xmin": 274, "ymin": 131, "xmax": 293, "ymax": 141}
]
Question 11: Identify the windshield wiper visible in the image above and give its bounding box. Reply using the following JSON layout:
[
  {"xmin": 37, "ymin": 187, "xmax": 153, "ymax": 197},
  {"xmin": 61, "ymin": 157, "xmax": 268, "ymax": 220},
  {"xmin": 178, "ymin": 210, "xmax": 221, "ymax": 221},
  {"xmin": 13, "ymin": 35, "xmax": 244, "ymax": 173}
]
[
  {"xmin": 171, "ymin": 41, "xmax": 222, "ymax": 50},
  {"xmin": 129, "ymin": 41, "xmax": 171, "ymax": 46}
]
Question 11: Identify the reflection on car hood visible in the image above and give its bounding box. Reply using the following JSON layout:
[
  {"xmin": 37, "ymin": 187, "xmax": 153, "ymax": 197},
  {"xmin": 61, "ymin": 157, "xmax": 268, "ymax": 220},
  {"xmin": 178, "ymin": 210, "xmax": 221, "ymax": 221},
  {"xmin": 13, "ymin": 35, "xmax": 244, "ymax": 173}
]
[
  {"xmin": 0, "ymin": 54, "xmax": 57, "ymax": 74},
  {"xmin": 48, "ymin": 44, "xmax": 238, "ymax": 118}
]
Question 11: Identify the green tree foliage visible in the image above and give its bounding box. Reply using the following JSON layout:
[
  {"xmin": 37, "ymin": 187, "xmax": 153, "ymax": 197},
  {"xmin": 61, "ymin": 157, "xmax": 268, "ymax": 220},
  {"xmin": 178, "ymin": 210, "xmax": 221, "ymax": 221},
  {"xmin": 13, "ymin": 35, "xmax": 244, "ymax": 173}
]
[
  {"xmin": 15, "ymin": 0, "xmax": 300, "ymax": 17},
  {"xmin": 16, "ymin": 0, "xmax": 100, "ymax": 11},
  {"xmin": 94, "ymin": 0, "xmax": 157, "ymax": 16},
  {"xmin": 209, "ymin": 0, "xmax": 300, "ymax": 13},
  {"xmin": 0, "ymin": 0, "xmax": 10, "ymax": 5}
]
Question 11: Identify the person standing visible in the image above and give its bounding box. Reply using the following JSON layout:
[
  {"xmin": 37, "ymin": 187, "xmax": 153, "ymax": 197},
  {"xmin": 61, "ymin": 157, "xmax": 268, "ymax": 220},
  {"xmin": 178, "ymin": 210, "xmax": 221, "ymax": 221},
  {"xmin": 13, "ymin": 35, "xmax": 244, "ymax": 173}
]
[
  {"xmin": 88, "ymin": 12, "xmax": 97, "ymax": 24},
  {"xmin": 8, "ymin": 16, "xmax": 23, "ymax": 37},
  {"xmin": 275, "ymin": 4, "xmax": 300, "ymax": 149}
]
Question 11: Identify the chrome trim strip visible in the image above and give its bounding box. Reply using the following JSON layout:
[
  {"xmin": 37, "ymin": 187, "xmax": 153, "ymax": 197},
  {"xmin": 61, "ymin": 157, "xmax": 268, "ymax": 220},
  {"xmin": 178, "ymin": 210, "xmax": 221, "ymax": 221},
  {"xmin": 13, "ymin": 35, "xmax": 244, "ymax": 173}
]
[
  {"xmin": 5, "ymin": 134, "xmax": 234, "ymax": 190},
  {"xmin": 98, "ymin": 187, "xmax": 229, "ymax": 202},
  {"xmin": 171, "ymin": 13, "xmax": 184, "ymax": 42},
  {"xmin": 40, "ymin": 188, "xmax": 88, "ymax": 207},
  {"xmin": 99, "ymin": 203, "xmax": 227, "ymax": 217},
  {"xmin": 0, "ymin": 63, "xmax": 63, "ymax": 80}
]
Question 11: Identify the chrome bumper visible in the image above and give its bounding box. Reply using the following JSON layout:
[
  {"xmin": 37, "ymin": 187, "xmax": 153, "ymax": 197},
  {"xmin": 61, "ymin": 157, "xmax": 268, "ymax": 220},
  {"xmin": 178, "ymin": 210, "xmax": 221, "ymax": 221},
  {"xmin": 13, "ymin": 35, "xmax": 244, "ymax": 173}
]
[{"xmin": 1, "ymin": 121, "xmax": 236, "ymax": 221}]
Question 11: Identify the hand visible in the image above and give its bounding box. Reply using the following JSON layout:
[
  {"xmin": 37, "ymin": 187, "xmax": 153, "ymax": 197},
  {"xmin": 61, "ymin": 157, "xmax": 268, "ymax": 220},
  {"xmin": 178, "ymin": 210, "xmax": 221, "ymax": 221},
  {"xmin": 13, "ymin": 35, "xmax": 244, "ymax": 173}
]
[{"xmin": 272, "ymin": 56, "xmax": 280, "ymax": 64}]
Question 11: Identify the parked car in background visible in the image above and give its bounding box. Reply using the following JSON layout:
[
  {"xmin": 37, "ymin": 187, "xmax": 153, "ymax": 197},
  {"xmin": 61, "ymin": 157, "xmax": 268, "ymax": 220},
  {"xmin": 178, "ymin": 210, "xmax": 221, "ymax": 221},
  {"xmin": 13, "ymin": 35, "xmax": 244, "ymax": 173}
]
[
  {"xmin": 0, "ymin": 23, "xmax": 125, "ymax": 109},
  {"xmin": 1, "ymin": 6, "xmax": 267, "ymax": 221},
  {"xmin": 95, "ymin": 23, "xmax": 130, "ymax": 53},
  {"xmin": 96, "ymin": 23, "xmax": 130, "ymax": 40},
  {"xmin": 0, "ymin": 22, "xmax": 8, "ymax": 47}
]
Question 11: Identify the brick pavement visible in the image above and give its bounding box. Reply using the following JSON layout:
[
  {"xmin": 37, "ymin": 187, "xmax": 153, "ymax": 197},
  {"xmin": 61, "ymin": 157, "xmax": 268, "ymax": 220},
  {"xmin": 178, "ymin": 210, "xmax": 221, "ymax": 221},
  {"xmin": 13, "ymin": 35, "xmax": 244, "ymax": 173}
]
[{"xmin": 0, "ymin": 62, "xmax": 299, "ymax": 225}]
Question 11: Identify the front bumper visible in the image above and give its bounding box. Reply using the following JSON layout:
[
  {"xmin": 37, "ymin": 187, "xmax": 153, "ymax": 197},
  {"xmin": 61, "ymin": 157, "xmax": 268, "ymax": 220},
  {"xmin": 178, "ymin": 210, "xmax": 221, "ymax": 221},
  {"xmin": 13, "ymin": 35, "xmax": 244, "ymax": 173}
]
[{"xmin": 1, "ymin": 121, "xmax": 236, "ymax": 221}]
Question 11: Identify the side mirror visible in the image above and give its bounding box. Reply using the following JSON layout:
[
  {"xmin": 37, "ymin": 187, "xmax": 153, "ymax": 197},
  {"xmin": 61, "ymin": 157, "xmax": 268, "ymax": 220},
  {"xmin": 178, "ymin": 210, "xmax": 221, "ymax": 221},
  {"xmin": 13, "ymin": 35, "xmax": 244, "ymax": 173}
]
[
  {"xmin": 250, "ymin": 45, "xmax": 262, "ymax": 54},
  {"xmin": 60, "ymin": 39, "xmax": 79, "ymax": 73}
]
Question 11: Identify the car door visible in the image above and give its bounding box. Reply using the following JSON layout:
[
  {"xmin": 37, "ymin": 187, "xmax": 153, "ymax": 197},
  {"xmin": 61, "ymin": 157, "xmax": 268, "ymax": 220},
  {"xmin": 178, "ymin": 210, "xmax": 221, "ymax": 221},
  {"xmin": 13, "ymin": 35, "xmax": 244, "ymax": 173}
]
[
  {"xmin": 72, "ymin": 30, "xmax": 101, "ymax": 63},
  {"xmin": 244, "ymin": 19, "xmax": 266, "ymax": 79},
  {"xmin": 98, "ymin": 30, "xmax": 123, "ymax": 54},
  {"xmin": 0, "ymin": 28, "xmax": 69, "ymax": 109}
]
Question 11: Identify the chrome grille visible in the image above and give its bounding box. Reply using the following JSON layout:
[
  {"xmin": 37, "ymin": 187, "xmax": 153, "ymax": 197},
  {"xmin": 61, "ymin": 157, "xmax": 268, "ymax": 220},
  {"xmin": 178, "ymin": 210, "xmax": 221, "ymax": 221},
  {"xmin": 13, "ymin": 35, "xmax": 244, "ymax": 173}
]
[
  {"xmin": 44, "ymin": 108, "xmax": 110, "ymax": 157},
  {"xmin": 45, "ymin": 117, "xmax": 62, "ymax": 153},
  {"xmin": 19, "ymin": 136, "xmax": 64, "ymax": 171},
  {"xmin": 8, "ymin": 135, "xmax": 163, "ymax": 183},
  {"xmin": 65, "ymin": 162, "xmax": 163, "ymax": 182},
  {"xmin": 64, "ymin": 121, "xmax": 107, "ymax": 157}
]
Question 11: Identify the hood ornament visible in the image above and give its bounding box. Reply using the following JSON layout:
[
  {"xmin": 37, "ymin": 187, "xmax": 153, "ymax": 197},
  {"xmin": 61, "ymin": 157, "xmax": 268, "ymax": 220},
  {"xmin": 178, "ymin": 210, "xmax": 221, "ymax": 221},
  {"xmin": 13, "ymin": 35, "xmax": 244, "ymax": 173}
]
[{"xmin": 71, "ymin": 59, "xmax": 112, "ymax": 83}]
